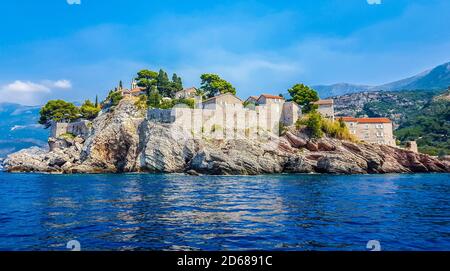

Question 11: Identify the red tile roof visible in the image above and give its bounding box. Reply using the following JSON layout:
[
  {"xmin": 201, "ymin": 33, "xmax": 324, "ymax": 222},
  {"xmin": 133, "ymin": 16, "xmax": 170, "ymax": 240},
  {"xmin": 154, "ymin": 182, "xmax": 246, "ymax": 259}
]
[
  {"xmin": 314, "ymin": 99, "xmax": 334, "ymax": 105},
  {"xmin": 339, "ymin": 117, "xmax": 392, "ymax": 123},
  {"xmin": 130, "ymin": 87, "xmax": 145, "ymax": 93},
  {"xmin": 259, "ymin": 94, "xmax": 285, "ymax": 100}
]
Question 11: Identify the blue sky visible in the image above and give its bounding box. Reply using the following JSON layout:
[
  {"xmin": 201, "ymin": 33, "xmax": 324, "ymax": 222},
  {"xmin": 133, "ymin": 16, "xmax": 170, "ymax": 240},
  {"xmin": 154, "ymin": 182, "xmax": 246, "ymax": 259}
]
[{"xmin": 0, "ymin": 0, "xmax": 449, "ymax": 105}]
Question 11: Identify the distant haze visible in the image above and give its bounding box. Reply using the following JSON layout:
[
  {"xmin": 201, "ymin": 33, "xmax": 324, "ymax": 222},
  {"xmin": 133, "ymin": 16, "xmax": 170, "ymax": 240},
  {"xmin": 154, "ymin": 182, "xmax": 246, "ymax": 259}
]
[{"xmin": 313, "ymin": 62, "xmax": 450, "ymax": 98}]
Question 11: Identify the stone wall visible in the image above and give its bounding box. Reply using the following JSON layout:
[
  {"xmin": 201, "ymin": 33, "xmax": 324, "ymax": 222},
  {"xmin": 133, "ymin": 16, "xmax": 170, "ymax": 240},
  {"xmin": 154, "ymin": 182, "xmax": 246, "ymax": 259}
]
[
  {"xmin": 147, "ymin": 103, "xmax": 292, "ymax": 139},
  {"xmin": 51, "ymin": 121, "xmax": 92, "ymax": 138}
]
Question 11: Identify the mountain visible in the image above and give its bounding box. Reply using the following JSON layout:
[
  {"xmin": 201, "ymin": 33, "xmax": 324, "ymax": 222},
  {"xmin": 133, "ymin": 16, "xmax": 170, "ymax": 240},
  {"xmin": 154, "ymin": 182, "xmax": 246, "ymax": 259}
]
[
  {"xmin": 331, "ymin": 89, "xmax": 449, "ymax": 156},
  {"xmin": 0, "ymin": 103, "xmax": 48, "ymax": 157},
  {"xmin": 313, "ymin": 61, "xmax": 450, "ymax": 98}
]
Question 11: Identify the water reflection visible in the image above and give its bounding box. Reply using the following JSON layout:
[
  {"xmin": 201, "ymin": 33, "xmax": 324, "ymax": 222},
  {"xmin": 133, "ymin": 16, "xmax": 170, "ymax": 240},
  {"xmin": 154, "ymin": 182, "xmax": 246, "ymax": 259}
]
[{"xmin": 0, "ymin": 173, "xmax": 449, "ymax": 250}]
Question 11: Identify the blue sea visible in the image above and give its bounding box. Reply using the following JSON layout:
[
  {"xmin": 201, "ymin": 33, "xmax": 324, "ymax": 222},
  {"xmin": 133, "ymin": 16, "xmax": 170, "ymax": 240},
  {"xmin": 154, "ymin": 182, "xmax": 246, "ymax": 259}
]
[{"xmin": 0, "ymin": 172, "xmax": 449, "ymax": 251}]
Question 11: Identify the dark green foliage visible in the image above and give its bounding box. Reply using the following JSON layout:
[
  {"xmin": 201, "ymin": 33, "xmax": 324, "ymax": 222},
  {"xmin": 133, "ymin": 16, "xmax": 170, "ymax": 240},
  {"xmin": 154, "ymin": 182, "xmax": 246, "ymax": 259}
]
[
  {"xmin": 158, "ymin": 98, "xmax": 195, "ymax": 109},
  {"xmin": 135, "ymin": 69, "xmax": 158, "ymax": 91},
  {"xmin": 105, "ymin": 90, "xmax": 123, "ymax": 107},
  {"xmin": 395, "ymin": 98, "xmax": 449, "ymax": 155},
  {"xmin": 200, "ymin": 74, "xmax": 236, "ymax": 98},
  {"xmin": 136, "ymin": 69, "xmax": 184, "ymax": 98},
  {"xmin": 80, "ymin": 100, "xmax": 100, "ymax": 120},
  {"xmin": 147, "ymin": 90, "xmax": 162, "ymax": 108},
  {"xmin": 297, "ymin": 111, "xmax": 323, "ymax": 138},
  {"xmin": 94, "ymin": 95, "xmax": 99, "ymax": 108},
  {"xmin": 288, "ymin": 84, "xmax": 319, "ymax": 113},
  {"xmin": 39, "ymin": 100, "xmax": 80, "ymax": 128},
  {"xmin": 172, "ymin": 73, "xmax": 183, "ymax": 91}
]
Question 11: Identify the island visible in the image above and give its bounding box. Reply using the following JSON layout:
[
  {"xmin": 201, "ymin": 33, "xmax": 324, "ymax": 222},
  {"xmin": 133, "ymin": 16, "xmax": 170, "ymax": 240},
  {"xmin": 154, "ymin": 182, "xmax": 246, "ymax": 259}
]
[{"xmin": 4, "ymin": 70, "xmax": 450, "ymax": 175}]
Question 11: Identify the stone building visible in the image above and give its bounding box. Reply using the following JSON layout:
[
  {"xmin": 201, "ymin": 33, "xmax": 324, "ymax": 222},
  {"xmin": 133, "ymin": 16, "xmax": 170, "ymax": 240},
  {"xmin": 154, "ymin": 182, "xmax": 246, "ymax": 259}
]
[
  {"xmin": 245, "ymin": 96, "xmax": 258, "ymax": 104},
  {"xmin": 314, "ymin": 99, "xmax": 335, "ymax": 119},
  {"xmin": 51, "ymin": 120, "xmax": 92, "ymax": 138},
  {"xmin": 202, "ymin": 93, "xmax": 244, "ymax": 109},
  {"xmin": 121, "ymin": 79, "xmax": 146, "ymax": 96},
  {"xmin": 148, "ymin": 93, "xmax": 302, "ymax": 139},
  {"xmin": 174, "ymin": 87, "xmax": 197, "ymax": 99},
  {"xmin": 341, "ymin": 117, "xmax": 396, "ymax": 146}
]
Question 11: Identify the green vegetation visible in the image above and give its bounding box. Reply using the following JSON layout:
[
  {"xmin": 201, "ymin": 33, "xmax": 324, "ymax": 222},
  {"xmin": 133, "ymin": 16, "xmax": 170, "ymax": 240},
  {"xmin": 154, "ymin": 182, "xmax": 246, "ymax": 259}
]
[
  {"xmin": 135, "ymin": 69, "xmax": 158, "ymax": 91},
  {"xmin": 297, "ymin": 111, "xmax": 323, "ymax": 138},
  {"xmin": 147, "ymin": 89, "xmax": 162, "ymax": 108},
  {"xmin": 287, "ymin": 84, "xmax": 319, "ymax": 113},
  {"xmin": 200, "ymin": 74, "xmax": 236, "ymax": 98},
  {"xmin": 395, "ymin": 98, "xmax": 449, "ymax": 155},
  {"xmin": 80, "ymin": 100, "xmax": 100, "ymax": 120},
  {"xmin": 39, "ymin": 100, "xmax": 80, "ymax": 128},
  {"xmin": 156, "ymin": 69, "xmax": 183, "ymax": 98},
  {"xmin": 296, "ymin": 112, "xmax": 357, "ymax": 141},
  {"xmin": 105, "ymin": 90, "xmax": 123, "ymax": 107},
  {"xmin": 211, "ymin": 124, "xmax": 222, "ymax": 133},
  {"xmin": 360, "ymin": 90, "xmax": 437, "ymax": 121},
  {"xmin": 135, "ymin": 94, "xmax": 148, "ymax": 110},
  {"xmin": 60, "ymin": 132, "xmax": 76, "ymax": 140}
]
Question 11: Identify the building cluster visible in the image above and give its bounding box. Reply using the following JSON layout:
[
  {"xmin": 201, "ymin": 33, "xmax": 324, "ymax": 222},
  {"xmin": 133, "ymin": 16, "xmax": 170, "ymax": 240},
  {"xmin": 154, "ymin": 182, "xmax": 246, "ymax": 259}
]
[
  {"xmin": 51, "ymin": 83, "xmax": 399, "ymax": 148},
  {"xmin": 147, "ymin": 87, "xmax": 397, "ymax": 146}
]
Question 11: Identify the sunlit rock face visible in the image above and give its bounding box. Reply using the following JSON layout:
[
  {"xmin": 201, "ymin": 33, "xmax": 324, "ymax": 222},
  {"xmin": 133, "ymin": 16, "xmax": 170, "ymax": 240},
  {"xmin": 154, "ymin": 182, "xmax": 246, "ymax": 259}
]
[{"xmin": 4, "ymin": 97, "xmax": 450, "ymax": 175}]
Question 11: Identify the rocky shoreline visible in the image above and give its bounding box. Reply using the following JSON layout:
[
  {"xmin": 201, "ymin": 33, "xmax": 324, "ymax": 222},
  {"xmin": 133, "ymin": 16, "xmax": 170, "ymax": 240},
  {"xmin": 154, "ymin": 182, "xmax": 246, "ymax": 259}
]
[{"xmin": 3, "ymin": 97, "xmax": 450, "ymax": 175}]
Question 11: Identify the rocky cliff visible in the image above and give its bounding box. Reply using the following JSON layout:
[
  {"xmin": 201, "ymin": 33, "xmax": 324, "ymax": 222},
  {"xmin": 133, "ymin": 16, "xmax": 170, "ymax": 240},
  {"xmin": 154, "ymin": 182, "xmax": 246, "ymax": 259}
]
[{"xmin": 4, "ymin": 97, "xmax": 450, "ymax": 175}]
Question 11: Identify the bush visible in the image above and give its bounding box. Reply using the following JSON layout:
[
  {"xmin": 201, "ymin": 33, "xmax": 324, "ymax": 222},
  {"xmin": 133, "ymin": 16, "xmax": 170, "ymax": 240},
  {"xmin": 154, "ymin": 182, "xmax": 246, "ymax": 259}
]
[
  {"xmin": 80, "ymin": 100, "xmax": 100, "ymax": 120},
  {"xmin": 157, "ymin": 98, "xmax": 195, "ymax": 109},
  {"xmin": 296, "ymin": 112, "xmax": 323, "ymax": 138},
  {"xmin": 135, "ymin": 94, "xmax": 148, "ymax": 110},
  {"xmin": 105, "ymin": 91, "xmax": 123, "ymax": 107},
  {"xmin": 296, "ymin": 113, "xmax": 357, "ymax": 141}
]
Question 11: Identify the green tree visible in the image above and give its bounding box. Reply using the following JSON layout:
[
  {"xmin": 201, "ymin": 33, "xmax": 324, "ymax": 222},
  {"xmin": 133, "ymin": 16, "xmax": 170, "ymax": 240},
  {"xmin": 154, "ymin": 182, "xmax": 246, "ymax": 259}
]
[
  {"xmin": 95, "ymin": 95, "xmax": 99, "ymax": 108},
  {"xmin": 135, "ymin": 69, "xmax": 158, "ymax": 91},
  {"xmin": 39, "ymin": 100, "xmax": 80, "ymax": 128},
  {"xmin": 172, "ymin": 73, "xmax": 183, "ymax": 91},
  {"xmin": 200, "ymin": 74, "xmax": 236, "ymax": 98},
  {"xmin": 106, "ymin": 90, "xmax": 123, "ymax": 107},
  {"xmin": 288, "ymin": 84, "xmax": 319, "ymax": 113},
  {"xmin": 119, "ymin": 80, "xmax": 123, "ymax": 89},
  {"xmin": 80, "ymin": 100, "xmax": 101, "ymax": 120},
  {"xmin": 147, "ymin": 89, "xmax": 162, "ymax": 108},
  {"xmin": 156, "ymin": 69, "xmax": 173, "ymax": 97},
  {"xmin": 306, "ymin": 112, "xmax": 323, "ymax": 138}
]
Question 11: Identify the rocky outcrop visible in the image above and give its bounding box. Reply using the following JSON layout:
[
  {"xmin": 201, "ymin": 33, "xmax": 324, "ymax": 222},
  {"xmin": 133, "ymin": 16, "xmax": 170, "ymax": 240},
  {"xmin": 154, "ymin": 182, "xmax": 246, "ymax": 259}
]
[{"xmin": 4, "ymin": 97, "xmax": 450, "ymax": 175}]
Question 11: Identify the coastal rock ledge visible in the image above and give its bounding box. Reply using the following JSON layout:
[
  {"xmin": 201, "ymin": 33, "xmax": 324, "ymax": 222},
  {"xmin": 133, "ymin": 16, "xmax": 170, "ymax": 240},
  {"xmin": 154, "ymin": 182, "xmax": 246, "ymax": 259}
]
[{"xmin": 4, "ymin": 98, "xmax": 450, "ymax": 175}]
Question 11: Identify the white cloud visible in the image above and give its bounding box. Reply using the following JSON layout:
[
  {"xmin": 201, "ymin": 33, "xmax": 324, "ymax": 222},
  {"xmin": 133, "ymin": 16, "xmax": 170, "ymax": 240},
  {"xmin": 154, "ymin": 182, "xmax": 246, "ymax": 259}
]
[
  {"xmin": 44, "ymin": 79, "xmax": 72, "ymax": 89},
  {"xmin": 367, "ymin": 0, "xmax": 382, "ymax": 5},
  {"xmin": 0, "ymin": 79, "xmax": 72, "ymax": 105},
  {"xmin": 2, "ymin": 80, "xmax": 50, "ymax": 93}
]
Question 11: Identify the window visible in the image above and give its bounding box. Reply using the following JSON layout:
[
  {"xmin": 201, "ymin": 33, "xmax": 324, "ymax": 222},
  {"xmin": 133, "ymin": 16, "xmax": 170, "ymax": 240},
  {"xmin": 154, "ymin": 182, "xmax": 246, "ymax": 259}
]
[
  {"xmin": 376, "ymin": 124, "xmax": 384, "ymax": 129},
  {"xmin": 365, "ymin": 124, "xmax": 369, "ymax": 129},
  {"xmin": 351, "ymin": 130, "xmax": 356, "ymax": 134}
]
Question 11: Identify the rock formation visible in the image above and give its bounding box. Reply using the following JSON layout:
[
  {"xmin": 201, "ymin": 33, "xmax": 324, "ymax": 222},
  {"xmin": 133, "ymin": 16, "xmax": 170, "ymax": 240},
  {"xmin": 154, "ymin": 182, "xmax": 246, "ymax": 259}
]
[{"xmin": 4, "ymin": 97, "xmax": 450, "ymax": 175}]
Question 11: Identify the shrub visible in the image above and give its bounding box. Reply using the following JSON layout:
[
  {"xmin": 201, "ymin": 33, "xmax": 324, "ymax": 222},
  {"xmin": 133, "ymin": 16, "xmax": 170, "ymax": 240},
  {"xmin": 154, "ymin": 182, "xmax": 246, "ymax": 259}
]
[
  {"xmin": 80, "ymin": 100, "xmax": 100, "ymax": 120},
  {"xmin": 60, "ymin": 132, "xmax": 76, "ymax": 140},
  {"xmin": 135, "ymin": 94, "xmax": 148, "ymax": 110},
  {"xmin": 296, "ymin": 113, "xmax": 358, "ymax": 141}
]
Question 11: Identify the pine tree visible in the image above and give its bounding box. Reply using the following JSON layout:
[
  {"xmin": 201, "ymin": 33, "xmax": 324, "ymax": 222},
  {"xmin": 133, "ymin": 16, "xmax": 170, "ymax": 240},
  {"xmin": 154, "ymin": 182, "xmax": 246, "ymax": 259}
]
[
  {"xmin": 119, "ymin": 80, "xmax": 123, "ymax": 89},
  {"xmin": 172, "ymin": 73, "xmax": 183, "ymax": 91},
  {"xmin": 95, "ymin": 95, "xmax": 99, "ymax": 108}
]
